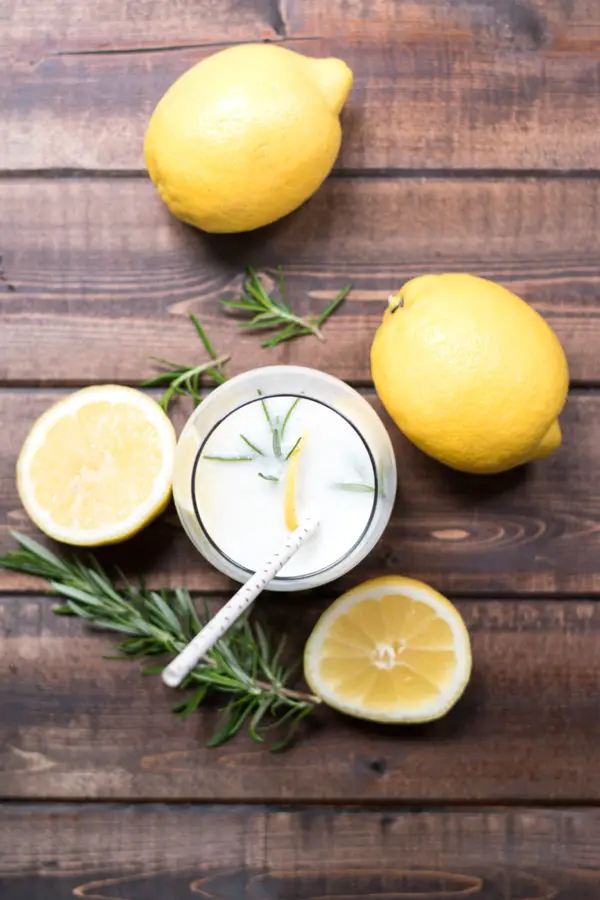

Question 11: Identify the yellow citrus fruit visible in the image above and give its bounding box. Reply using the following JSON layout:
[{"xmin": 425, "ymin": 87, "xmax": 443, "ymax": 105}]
[
  {"xmin": 371, "ymin": 274, "xmax": 569, "ymax": 474},
  {"xmin": 304, "ymin": 576, "xmax": 471, "ymax": 723},
  {"xmin": 283, "ymin": 434, "xmax": 304, "ymax": 531},
  {"xmin": 144, "ymin": 43, "xmax": 353, "ymax": 234},
  {"xmin": 17, "ymin": 386, "xmax": 176, "ymax": 546}
]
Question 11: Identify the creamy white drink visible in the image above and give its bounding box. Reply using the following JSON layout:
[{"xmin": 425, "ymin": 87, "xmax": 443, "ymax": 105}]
[{"xmin": 174, "ymin": 366, "xmax": 397, "ymax": 590}]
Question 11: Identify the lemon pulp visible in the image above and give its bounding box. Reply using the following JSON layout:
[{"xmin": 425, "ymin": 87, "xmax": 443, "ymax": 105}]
[
  {"xmin": 17, "ymin": 386, "xmax": 176, "ymax": 546},
  {"xmin": 304, "ymin": 576, "xmax": 471, "ymax": 723}
]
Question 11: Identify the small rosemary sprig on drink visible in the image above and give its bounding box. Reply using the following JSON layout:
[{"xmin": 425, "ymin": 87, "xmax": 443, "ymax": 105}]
[
  {"xmin": 205, "ymin": 393, "xmax": 302, "ymax": 483},
  {"xmin": 0, "ymin": 533, "xmax": 319, "ymax": 750},
  {"xmin": 143, "ymin": 315, "xmax": 228, "ymax": 412},
  {"xmin": 332, "ymin": 482, "xmax": 375, "ymax": 493},
  {"xmin": 220, "ymin": 266, "xmax": 352, "ymax": 349}
]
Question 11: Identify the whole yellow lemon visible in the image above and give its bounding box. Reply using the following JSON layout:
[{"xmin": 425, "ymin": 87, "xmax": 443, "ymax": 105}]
[
  {"xmin": 144, "ymin": 43, "xmax": 352, "ymax": 234},
  {"xmin": 371, "ymin": 274, "xmax": 569, "ymax": 474}
]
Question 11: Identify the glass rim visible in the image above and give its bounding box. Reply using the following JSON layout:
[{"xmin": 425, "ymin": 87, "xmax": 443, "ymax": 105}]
[{"xmin": 190, "ymin": 392, "xmax": 379, "ymax": 581}]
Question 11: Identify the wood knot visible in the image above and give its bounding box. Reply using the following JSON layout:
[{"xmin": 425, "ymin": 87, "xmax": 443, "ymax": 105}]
[{"xmin": 368, "ymin": 757, "xmax": 387, "ymax": 776}]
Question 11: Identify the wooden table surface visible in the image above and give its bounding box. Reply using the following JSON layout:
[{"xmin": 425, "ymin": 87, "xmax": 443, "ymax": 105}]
[{"xmin": 2, "ymin": 1, "xmax": 600, "ymax": 897}]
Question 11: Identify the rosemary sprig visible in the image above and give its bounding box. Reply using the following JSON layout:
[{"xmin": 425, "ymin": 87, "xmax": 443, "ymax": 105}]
[
  {"xmin": 143, "ymin": 315, "xmax": 228, "ymax": 412},
  {"xmin": 220, "ymin": 266, "xmax": 352, "ymax": 349},
  {"xmin": 202, "ymin": 393, "xmax": 302, "ymax": 482},
  {"xmin": 332, "ymin": 482, "xmax": 375, "ymax": 493},
  {"xmin": 281, "ymin": 396, "xmax": 300, "ymax": 438},
  {"xmin": 0, "ymin": 533, "xmax": 319, "ymax": 750}
]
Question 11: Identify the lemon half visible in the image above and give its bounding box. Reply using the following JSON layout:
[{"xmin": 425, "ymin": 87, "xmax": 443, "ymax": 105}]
[
  {"xmin": 17, "ymin": 386, "xmax": 176, "ymax": 546},
  {"xmin": 304, "ymin": 576, "xmax": 471, "ymax": 723}
]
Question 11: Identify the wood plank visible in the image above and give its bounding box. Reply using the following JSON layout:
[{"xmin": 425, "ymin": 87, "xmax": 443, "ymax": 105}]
[
  {"xmin": 6, "ymin": 0, "xmax": 595, "ymax": 54},
  {"xmin": 3, "ymin": 1, "xmax": 600, "ymax": 171},
  {"xmin": 2, "ymin": 0, "xmax": 282, "ymax": 52},
  {"xmin": 2, "ymin": 177, "xmax": 599, "ymax": 385},
  {"xmin": 1, "ymin": 389, "xmax": 600, "ymax": 596},
  {"xmin": 286, "ymin": 0, "xmax": 600, "ymax": 45},
  {"xmin": 2, "ymin": 805, "xmax": 600, "ymax": 899},
  {"xmin": 2, "ymin": 593, "xmax": 600, "ymax": 801}
]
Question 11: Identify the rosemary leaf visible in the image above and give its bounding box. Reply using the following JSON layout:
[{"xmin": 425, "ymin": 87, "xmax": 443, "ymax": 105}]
[
  {"xmin": 257, "ymin": 389, "xmax": 273, "ymax": 429},
  {"xmin": 258, "ymin": 472, "xmax": 279, "ymax": 482},
  {"xmin": 285, "ymin": 436, "xmax": 302, "ymax": 461},
  {"xmin": 270, "ymin": 704, "xmax": 314, "ymax": 752},
  {"xmin": 189, "ymin": 315, "xmax": 226, "ymax": 385},
  {"xmin": 281, "ymin": 397, "xmax": 300, "ymax": 438},
  {"xmin": 249, "ymin": 697, "xmax": 272, "ymax": 743},
  {"xmin": 315, "ymin": 283, "xmax": 353, "ymax": 327},
  {"xmin": 277, "ymin": 265, "xmax": 291, "ymax": 312},
  {"xmin": 0, "ymin": 533, "xmax": 319, "ymax": 750},
  {"xmin": 173, "ymin": 684, "xmax": 208, "ymax": 718},
  {"xmin": 219, "ymin": 299, "xmax": 263, "ymax": 312},
  {"xmin": 240, "ymin": 434, "xmax": 266, "ymax": 456},
  {"xmin": 272, "ymin": 426, "xmax": 282, "ymax": 459},
  {"xmin": 207, "ymin": 701, "xmax": 254, "ymax": 747},
  {"xmin": 261, "ymin": 323, "xmax": 310, "ymax": 349}
]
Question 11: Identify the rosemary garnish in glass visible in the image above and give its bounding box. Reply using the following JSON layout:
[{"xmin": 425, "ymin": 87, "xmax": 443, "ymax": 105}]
[
  {"xmin": 332, "ymin": 482, "xmax": 375, "ymax": 493},
  {"xmin": 206, "ymin": 392, "xmax": 302, "ymax": 483},
  {"xmin": 220, "ymin": 266, "xmax": 352, "ymax": 348},
  {"xmin": 0, "ymin": 533, "xmax": 319, "ymax": 750}
]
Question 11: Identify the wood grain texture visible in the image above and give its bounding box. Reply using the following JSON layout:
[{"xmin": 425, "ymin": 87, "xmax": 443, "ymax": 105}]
[
  {"xmin": 2, "ymin": 593, "xmax": 600, "ymax": 801},
  {"xmin": 1, "ymin": 389, "xmax": 599, "ymax": 596},
  {"xmin": 286, "ymin": 0, "xmax": 600, "ymax": 45},
  {"xmin": 2, "ymin": 0, "xmax": 282, "ymax": 52},
  {"xmin": 3, "ymin": 1, "xmax": 600, "ymax": 171},
  {"xmin": 6, "ymin": 0, "xmax": 597, "ymax": 53},
  {"xmin": 2, "ymin": 804, "xmax": 600, "ymax": 898},
  {"xmin": 2, "ymin": 177, "xmax": 599, "ymax": 385}
]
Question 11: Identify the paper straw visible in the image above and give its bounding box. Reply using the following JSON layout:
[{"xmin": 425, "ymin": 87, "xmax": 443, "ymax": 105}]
[{"xmin": 162, "ymin": 516, "xmax": 319, "ymax": 688}]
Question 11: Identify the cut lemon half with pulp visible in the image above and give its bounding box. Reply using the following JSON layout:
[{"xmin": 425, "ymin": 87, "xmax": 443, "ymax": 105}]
[
  {"xmin": 17, "ymin": 385, "xmax": 176, "ymax": 546},
  {"xmin": 304, "ymin": 576, "xmax": 471, "ymax": 723}
]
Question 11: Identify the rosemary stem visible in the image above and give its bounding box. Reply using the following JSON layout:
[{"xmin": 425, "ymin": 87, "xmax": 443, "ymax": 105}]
[
  {"xmin": 280, "ymin": 311, "xmax": 323, "ymax": 340},
  {"xmin": 264, "ymin": 683, "xmax": 321, "ymax": 704}
]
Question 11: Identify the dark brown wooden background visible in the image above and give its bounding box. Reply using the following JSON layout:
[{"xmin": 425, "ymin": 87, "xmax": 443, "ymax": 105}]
[{"xmin": 2, "ymin": 1, "xmax": 600, "ymax": 896}]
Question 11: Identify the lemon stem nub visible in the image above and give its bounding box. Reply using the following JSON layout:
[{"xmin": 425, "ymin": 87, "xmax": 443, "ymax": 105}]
[{"xmin": 388, "ymin": 293, "xmax": 404, "ymax": 313}]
